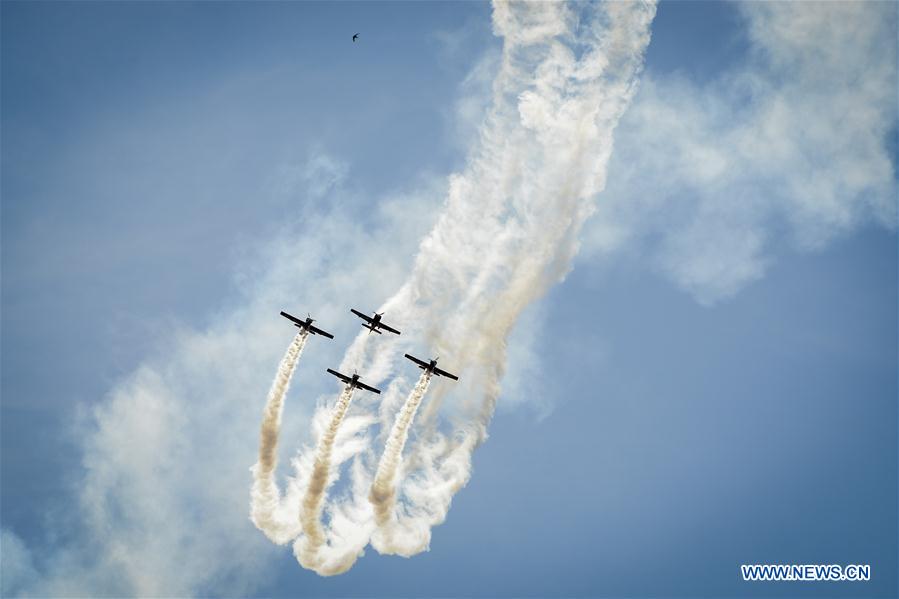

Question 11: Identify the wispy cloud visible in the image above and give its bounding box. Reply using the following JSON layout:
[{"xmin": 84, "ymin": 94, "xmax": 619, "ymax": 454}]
[
  {"xmin": 1, "ymin": 529, "xmax": 38, "ymax": 596},
  {"xmin": 289, "ymin": 0, "xmax": 658, "ymax": 573},
  {"xmin": 4, "ymin": 0, "xmax": 659, "ymax": 589},
  {"xmin": 0, "ymin": 152, "xmax": 445, "ymax": 596},
  {"xmin": 3, "ymin": 1, "xmax": 894, "ymax": 595},
  {"xmin": 584, "ymin": 1, "xmax": 897, "ymax": 304}
]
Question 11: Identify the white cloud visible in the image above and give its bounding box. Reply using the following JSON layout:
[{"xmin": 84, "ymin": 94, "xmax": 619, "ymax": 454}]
[
  {"xmin": 447, "ymin": 49, "xmax": 502, "ymax": 152},
  {"xmin": 3, "ymin": 154, "xmax": 445, "ymax": 597},
  {"xmin": 291, "ymin": 0, "xmax": 658, "ymax": 569},
  {"xmin": 1, "ymin": 529, "xmax": 38, "ymax": 596},
  {"xmin": 269, "ymin": 151, "xmax": 350, "ymax": 207},
  {"xmin": 584, "ymin": 1, "xmax": 897, "ymax": 304},
  {"xmin": 4, "ymin": 0, "xmax": 656, "ymax": 585},
  {"xmin": 9, "ymin": 1, "xmax": 896, "ymax": 594}
]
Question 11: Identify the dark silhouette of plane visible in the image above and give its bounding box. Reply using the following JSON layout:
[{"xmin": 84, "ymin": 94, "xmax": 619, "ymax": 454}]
[
  {"xmin": 352, "ymin": 33, "xmax": 360, "ymax": 42},
  {"xmin": 350, "ymin": 309, "xmax": 401, "ymax": 335},
  {"xmin": 404, "ymin": 354, "xmax": 459, "ymax": 380},
  {"xmin": 280, "ymin": 311, "xmax": 334, "ymax": 339},
  {"xmin": 327, "ymin": 368, "xmax": 380, "ymax": 394}
]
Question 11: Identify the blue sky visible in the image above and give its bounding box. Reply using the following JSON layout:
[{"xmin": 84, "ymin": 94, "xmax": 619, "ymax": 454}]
[{"xmin": 2, "ymin": 1, "xmax": 896, "ymax": 597}]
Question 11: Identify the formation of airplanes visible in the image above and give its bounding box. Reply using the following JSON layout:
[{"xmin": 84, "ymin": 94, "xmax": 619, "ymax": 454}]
[{"xmin": 280, "ymin": 308, "xmax": 459, "ymax": 395}]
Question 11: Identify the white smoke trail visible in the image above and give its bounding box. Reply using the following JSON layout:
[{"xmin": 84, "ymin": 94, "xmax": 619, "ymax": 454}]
[
  {"xmin": 295, "ymin": 385, "xmax": 358, "ymax": 572},
  {"xmin": 362, "ymin": 0, "xmax": 658, "ymax": 558},
  {"xmin": 369, "ymin": 372, "xmax": 431, "ymax": 554},
  {"xmin": 250, "ymin": 331, "xmax": 309, "ymax": 544},
  {"xmin": 288, "ymin": 0, "xmax": 658, "ymax": 574}
]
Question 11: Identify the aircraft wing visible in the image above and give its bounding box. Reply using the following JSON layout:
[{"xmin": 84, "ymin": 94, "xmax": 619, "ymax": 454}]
[
  {"xmin": 404, "ymin": 353, "xmax": 429, "ymax": 368},
  {"xmin": 308, "ymin": 324, "xmax": 334, "ymax": 339},
  {"xmin": 280, "ymin": 311, "xmax": 303, "ymax": 325},
  {"xmin": 355, "ymin": 380, "xmax": 381, "ymax": 395},
  {"xmin": 350, "ymin": 308, "xmax": 374, "ymax": 323},
  {"xmin": 379, "ymin": 321, "xmax": 401, "ymax": 335},
  {"xmin": 326, "ymin": 368, "xmax": 351, "ymax": 384},
  {"xmin": 433, "ymin": 366, "xmax": 459, "ymax": 381}
]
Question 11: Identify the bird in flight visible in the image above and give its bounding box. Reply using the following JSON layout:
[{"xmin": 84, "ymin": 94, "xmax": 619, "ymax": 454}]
[{"xmin": 352, "ymin": 33, "xmax": 360, "ymax": 42}]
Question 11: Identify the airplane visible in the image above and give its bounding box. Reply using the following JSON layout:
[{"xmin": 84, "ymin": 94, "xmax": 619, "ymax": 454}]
[
  {"xmin": 352, "ymin": 33, "xmax": 360, "ymax": 42},
  {"xmin": 326, "ymin": 368, "xmax": 381, "ymax": 394},
  {"xmin": 404, "ymin": 354, "xmax": 459, "ymax": 381},
  {"xmin": 280, "ymin": 311, "xmax": 334, "ymax": 339},
  {"xmin": 350, "ymin": 308, "xmax": 401, "ymax": 335}
]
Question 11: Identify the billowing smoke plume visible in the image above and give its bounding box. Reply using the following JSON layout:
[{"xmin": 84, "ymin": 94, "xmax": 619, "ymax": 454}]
[
  {"xmin": 265, "ymin": 0, "xmax": 657, "ymax": 575},
  {"xmin": 369, "ymin": 372, "xmax": 431, "ymax": 554},
  {"xmin": 250, "ymin": 331, "xmax": 309, "ymax": 544},
  {"xmin": 354, "ymin": 0, "xmax": 658, "ymax": 561},
  {"xmin": 295, "ymin": 385, "xmax": 358, "ymax": 573}
]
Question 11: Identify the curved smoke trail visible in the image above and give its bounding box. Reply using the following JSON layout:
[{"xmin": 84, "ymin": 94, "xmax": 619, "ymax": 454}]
[
  {"xmin": 369, "ymin": 372, "xmax": 431, "ymax": 554},
  {"xmin": 280, "ymin": 0, "xmax": 657, "ymax": 575},
  {"xmin": 250, "ymin": 331, "xmax": 309, "ymax": 544},
  {"xmin": 295, "ymin": 385, "xmax": 357, "ymax": 572},
  {"xmin": 357, "ymin": 0, "xmax": 658, "ymax": 560}
]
